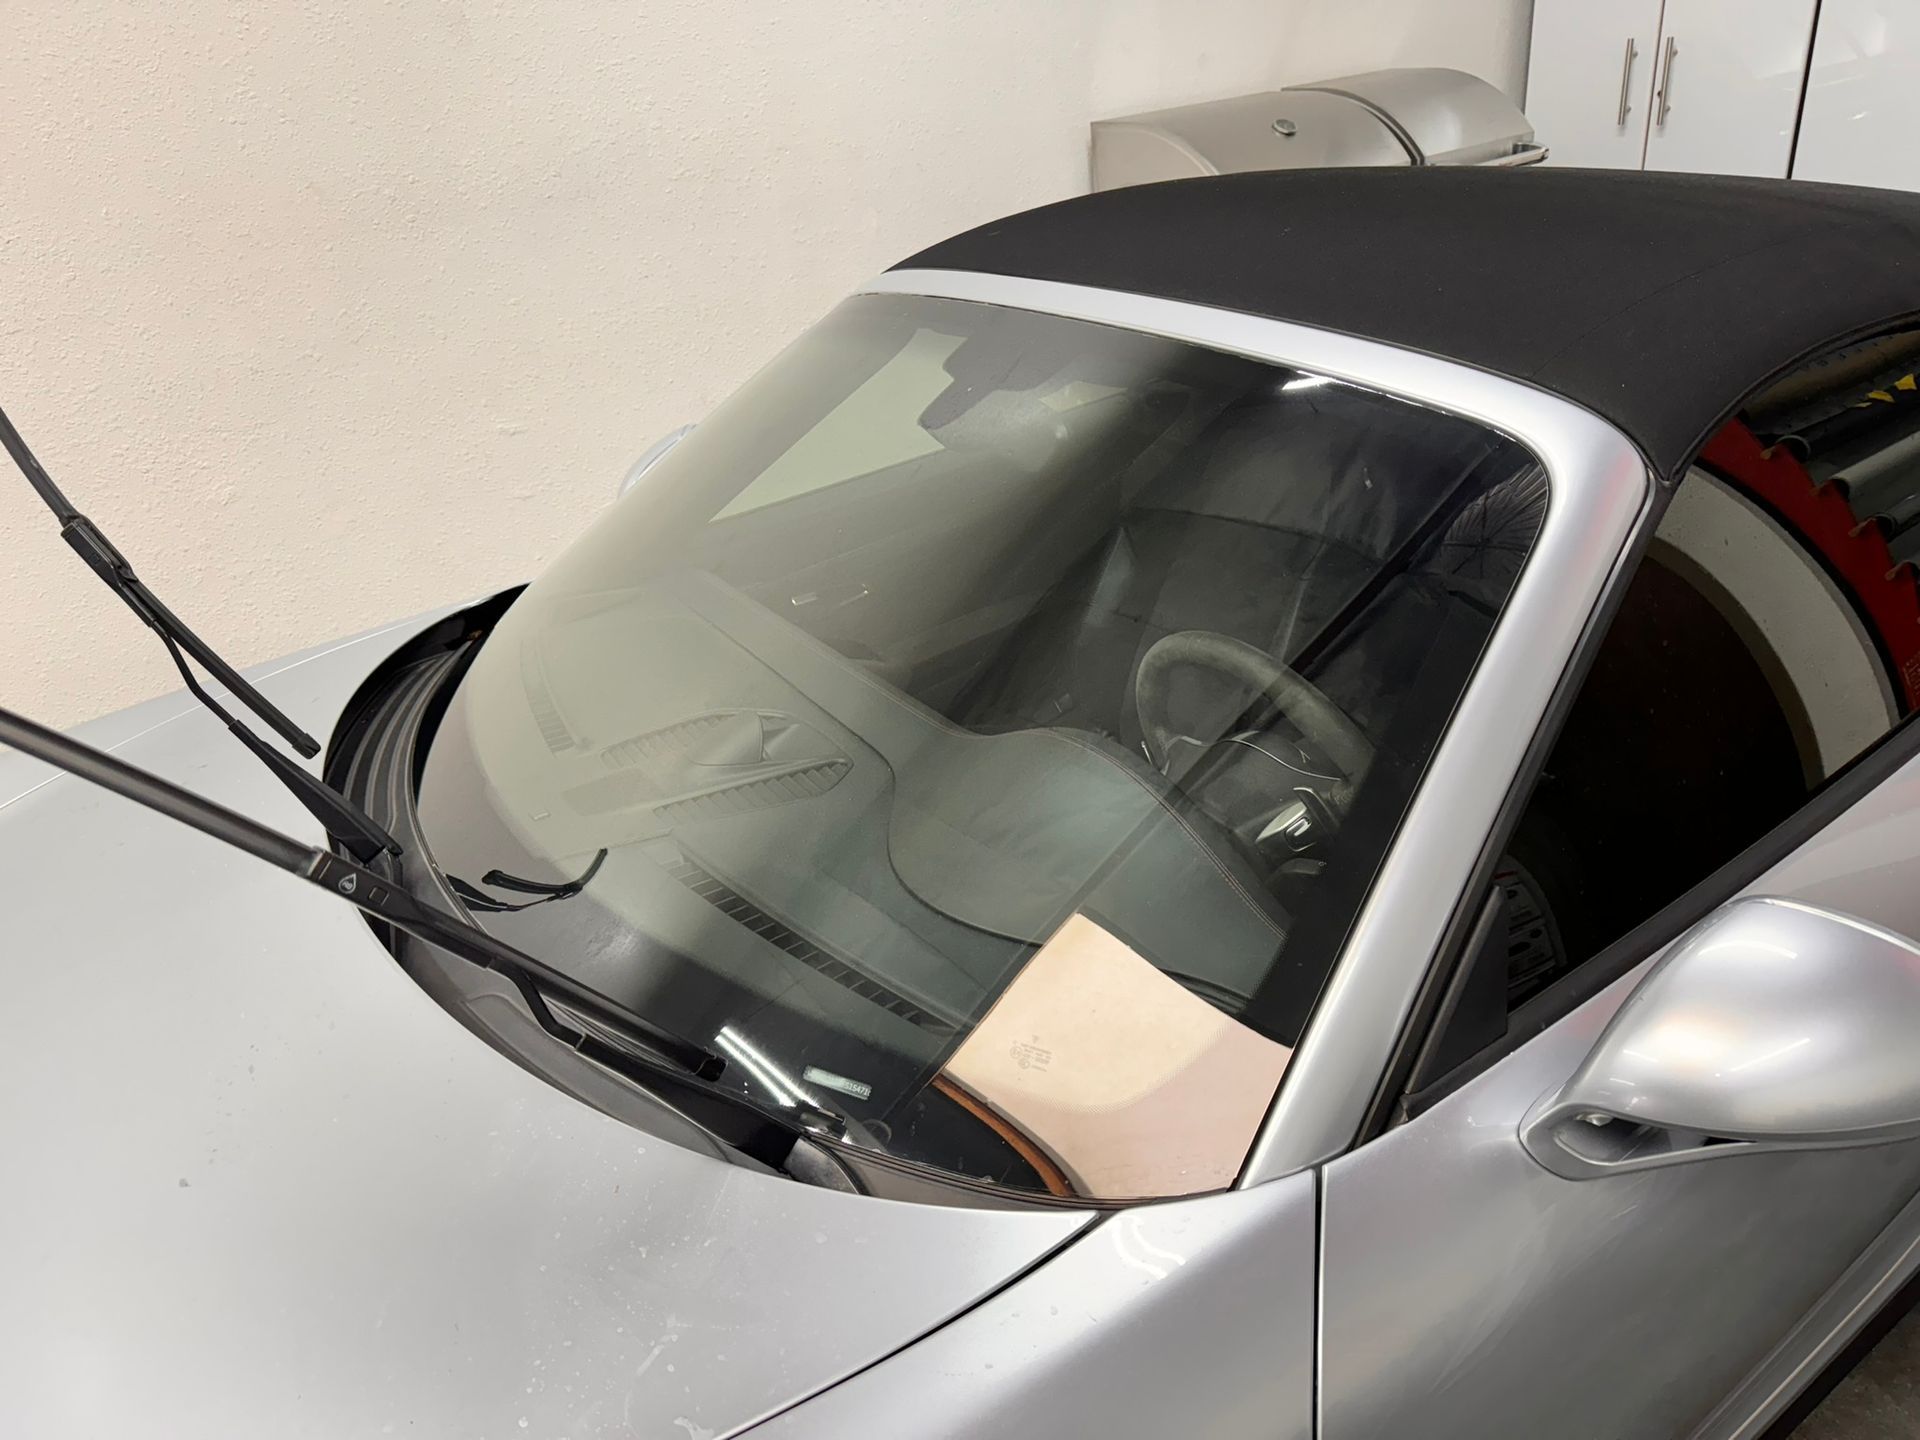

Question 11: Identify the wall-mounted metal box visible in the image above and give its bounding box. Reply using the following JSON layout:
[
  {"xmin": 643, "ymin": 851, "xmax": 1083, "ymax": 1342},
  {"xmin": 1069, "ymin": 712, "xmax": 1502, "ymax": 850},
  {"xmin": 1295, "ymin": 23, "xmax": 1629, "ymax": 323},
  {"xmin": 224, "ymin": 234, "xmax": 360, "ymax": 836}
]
[{"xmin": 1091, "ymin": 67, "xmax": 1545, "ymax": 192}]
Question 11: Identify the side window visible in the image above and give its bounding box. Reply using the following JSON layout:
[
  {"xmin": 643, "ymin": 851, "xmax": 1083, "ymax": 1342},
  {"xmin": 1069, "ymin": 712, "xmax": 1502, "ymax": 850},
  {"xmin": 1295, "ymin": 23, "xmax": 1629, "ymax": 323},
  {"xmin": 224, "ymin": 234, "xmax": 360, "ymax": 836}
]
[{"xmin": 1500, "ymin": 334, "xmax": 1920, "ymax": 1012}]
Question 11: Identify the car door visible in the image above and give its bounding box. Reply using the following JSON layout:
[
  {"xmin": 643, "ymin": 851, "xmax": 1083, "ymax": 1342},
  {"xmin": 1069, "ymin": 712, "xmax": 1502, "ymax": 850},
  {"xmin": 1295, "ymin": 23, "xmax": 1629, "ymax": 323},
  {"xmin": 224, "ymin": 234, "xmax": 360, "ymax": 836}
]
[{"xmin": 1319, "ymin": 334, "xmax": 1920, "ymax": 1439}]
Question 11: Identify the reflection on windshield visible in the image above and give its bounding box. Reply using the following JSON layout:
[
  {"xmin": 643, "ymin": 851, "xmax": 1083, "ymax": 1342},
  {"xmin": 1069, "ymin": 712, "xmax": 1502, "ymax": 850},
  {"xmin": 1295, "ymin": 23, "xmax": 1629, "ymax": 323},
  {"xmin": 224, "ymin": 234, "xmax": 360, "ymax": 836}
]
[{"xmin": 416, "ymin": 293, "xmax": 1546, "ymax": 1202}]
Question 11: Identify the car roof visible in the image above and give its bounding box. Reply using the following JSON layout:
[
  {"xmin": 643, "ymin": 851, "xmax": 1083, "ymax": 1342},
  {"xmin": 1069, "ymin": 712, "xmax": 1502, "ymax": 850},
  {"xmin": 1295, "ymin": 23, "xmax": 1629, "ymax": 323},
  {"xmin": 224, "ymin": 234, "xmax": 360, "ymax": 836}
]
[{"xmin": 894, "ymin": 167, "xmax": 1920, "ymax": 481}]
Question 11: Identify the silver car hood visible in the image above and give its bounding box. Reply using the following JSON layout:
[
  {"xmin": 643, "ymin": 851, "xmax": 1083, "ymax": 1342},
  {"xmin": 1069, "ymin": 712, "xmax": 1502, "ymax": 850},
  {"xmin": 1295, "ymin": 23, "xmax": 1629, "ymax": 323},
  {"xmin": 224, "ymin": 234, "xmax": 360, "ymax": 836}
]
[{"xmin": 0, "ymin": 611, "xmax": 1090, "ymax": 1439}]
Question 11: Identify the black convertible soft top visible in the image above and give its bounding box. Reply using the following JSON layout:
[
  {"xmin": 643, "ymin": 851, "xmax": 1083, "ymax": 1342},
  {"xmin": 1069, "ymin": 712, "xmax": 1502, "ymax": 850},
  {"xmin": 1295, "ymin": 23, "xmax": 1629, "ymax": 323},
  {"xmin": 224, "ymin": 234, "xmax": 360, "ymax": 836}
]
[{"xmin": 895, "ymin": 168, "xmax": 1920, "ymax": 481}]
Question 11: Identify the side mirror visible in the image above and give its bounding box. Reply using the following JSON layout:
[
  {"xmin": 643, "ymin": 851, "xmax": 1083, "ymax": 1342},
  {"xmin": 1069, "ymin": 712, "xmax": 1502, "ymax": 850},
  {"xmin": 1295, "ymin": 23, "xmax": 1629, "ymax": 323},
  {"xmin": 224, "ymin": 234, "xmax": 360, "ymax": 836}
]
[
  {"xmin": 1521, "ymin": 897, "xmax": 1920, "ymax": 1180},
  {"xmin": 617, "ymin": 424, "xmax": 695, "ymax": 499}
]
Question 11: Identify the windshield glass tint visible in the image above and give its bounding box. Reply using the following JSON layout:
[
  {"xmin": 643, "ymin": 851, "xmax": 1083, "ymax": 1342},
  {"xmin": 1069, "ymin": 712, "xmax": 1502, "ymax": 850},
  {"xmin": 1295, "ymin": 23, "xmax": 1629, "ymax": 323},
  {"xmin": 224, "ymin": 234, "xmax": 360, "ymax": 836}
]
[{"xmin": 417, "ymin": 293, "xmax": 1546, "ymax": 1202}]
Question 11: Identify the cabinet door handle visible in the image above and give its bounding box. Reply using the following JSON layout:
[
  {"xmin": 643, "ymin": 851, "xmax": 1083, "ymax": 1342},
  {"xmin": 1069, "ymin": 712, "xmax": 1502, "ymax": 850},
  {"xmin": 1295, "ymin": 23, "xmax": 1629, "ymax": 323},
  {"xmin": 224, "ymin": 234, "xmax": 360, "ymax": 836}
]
[
  {"xmin": 1654, "ymin": 35, "xmax": 1677, "ymax": 128},
  {"xmin": 1615, "ymin": 37, "xmax": 1640, "ymax": 127}
]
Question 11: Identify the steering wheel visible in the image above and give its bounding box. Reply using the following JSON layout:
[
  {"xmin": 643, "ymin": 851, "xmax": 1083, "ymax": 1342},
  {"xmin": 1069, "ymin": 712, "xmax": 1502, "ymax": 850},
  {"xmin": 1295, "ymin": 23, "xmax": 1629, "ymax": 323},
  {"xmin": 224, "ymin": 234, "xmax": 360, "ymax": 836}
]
[{"xmin": 1134, "ymin": 630, "xmax": 1375, "ymax": 796}]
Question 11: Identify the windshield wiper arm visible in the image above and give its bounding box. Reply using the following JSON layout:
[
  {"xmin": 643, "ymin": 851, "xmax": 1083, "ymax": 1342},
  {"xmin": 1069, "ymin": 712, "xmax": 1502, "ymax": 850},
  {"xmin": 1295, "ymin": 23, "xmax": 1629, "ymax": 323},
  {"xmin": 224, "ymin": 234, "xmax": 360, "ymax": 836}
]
[
  {"xmin": 0, "ymin": 702, "xmax": 847, "ymax": 1172},
  {"xmin": 0, "ymin": 401, "xmax": 399, "ymax": 863}
]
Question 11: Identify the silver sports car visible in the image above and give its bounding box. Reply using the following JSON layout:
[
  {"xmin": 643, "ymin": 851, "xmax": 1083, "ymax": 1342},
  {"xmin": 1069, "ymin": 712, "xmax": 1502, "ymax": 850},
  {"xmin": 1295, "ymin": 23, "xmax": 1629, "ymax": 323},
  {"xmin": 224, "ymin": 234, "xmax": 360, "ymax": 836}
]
[{"xmin": 7, "ymin": 166, "xmax": 1920, "ymax": 1439}]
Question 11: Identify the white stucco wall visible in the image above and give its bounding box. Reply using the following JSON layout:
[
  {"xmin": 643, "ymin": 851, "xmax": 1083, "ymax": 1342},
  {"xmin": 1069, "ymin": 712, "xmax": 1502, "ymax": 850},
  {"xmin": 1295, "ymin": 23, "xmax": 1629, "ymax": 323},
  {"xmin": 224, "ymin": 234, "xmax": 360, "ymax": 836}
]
[{"xmin": 0, "ymin": 0, "xmax": 1531, "ymax": 728}]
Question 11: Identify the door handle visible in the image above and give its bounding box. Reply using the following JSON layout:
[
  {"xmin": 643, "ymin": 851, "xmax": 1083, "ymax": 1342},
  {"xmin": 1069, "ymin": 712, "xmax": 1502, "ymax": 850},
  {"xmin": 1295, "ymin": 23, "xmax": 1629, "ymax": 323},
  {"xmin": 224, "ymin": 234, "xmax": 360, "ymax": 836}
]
[
  {"xmin": 1615, "ymin": 37, "xmax": 1639, "ymax": 128},
  {"xmin": 1654, "ymin": 35, "xmax": 1677, "ymax": 129}
]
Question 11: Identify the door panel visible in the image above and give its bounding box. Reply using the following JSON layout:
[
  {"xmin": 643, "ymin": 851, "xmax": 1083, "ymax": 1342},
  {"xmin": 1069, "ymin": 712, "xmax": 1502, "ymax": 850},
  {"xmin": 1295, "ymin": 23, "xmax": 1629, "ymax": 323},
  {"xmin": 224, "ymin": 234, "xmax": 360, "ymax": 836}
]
[
  {"xmin": 1794, "ymin": 0, "xmax": 1920, "ymax": 192},
  {"xmin": 1642, "ymin": 0, "xmax": 1819, "ymax": 178},
  {"xmin": 1319, "ymin": 745, "xmax": 1920, "ymax": 1440},
  {"xmin": 1527, "ymin": 0, "xmax": 1665, "ymax": 170}
]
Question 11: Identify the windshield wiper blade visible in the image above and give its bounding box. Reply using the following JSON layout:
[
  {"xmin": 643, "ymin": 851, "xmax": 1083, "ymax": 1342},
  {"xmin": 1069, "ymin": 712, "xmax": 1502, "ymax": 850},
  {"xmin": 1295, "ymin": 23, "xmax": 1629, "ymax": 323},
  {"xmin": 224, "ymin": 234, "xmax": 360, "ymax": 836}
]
[
  {"xmin": 447, "ymin": 849, "xmax": 608, "ymax": 913},
  {"xmin": 0, "ymin": 401, "xmax": 399, "ymax": 862},
  {"xmin": 0, "ymin": 403, "xmax": 319, "ymax": 755},
  {"xmin": 0, "ymin": 701, "xmax": 840, "ymax": 1170}
]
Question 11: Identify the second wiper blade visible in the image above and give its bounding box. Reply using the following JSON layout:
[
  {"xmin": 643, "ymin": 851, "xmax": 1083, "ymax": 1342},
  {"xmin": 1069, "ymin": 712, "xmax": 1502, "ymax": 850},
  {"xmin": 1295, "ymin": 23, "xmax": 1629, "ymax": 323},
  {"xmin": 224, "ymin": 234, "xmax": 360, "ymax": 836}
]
[
  {"xmin": 0, "ymin": 402, "xmax": 321, "ymax": 759},
  {"xmin": 0, "ymin": 400, "xmax": 399, "ymax": 862}
]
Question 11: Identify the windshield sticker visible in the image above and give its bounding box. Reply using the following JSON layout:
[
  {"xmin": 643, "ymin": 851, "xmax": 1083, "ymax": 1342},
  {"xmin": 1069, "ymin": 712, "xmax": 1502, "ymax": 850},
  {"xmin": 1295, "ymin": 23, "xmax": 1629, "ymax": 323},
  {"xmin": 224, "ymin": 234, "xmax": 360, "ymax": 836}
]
[{"xmin": 801, "ymin": 1066, "xmax": 874, "ymax": 1101}]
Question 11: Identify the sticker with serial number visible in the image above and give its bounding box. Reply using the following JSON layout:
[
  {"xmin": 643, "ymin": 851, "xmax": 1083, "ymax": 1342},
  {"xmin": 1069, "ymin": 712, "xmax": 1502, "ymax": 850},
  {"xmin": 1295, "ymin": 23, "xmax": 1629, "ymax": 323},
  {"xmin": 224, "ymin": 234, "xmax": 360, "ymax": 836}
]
[{"xmin": 802, "ymin": 1066, "xmax": 873, "ymax": 1101}]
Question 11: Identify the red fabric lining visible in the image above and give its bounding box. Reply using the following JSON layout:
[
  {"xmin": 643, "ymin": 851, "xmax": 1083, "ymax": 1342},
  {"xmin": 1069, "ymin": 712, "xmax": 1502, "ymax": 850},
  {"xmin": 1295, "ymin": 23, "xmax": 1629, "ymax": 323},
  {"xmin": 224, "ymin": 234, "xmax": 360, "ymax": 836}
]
[{"xmin": 1698, "ymin": 420, "xmax": 1920, "ymax": 710}]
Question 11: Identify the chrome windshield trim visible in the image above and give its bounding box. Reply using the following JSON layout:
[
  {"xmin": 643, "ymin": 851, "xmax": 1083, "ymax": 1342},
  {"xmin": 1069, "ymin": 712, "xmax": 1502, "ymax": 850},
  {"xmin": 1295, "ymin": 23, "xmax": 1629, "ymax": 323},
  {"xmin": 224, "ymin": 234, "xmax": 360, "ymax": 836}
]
[{"xmin": 862, "ymin": 270, "xmax": 1655, "ymax": 1183}]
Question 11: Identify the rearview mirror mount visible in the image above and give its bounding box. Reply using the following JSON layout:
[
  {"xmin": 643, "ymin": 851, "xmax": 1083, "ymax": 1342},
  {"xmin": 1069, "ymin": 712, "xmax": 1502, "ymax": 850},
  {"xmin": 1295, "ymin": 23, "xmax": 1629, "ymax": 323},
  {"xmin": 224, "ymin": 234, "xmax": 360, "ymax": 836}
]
[{"xmin": 617, "ymin": 424, "xmax": 696, "ymax": 499}]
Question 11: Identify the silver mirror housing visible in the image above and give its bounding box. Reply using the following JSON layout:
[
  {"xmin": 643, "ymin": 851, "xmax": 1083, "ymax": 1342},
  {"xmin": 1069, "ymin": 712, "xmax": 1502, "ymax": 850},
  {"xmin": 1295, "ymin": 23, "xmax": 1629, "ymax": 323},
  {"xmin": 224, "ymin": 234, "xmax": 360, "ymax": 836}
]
[
  {"xmin": 1522, "ymin": 897, "xmax": 1920, "ymax": 1179},
  {"xmin": 617, "ymin": 423, "xmax": 696, "ymax": 499}
]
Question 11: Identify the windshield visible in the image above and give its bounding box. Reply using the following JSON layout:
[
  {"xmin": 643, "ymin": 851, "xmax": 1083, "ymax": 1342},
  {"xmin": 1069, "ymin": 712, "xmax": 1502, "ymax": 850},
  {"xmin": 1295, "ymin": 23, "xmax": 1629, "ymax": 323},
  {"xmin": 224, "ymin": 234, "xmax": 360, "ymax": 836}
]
[{"xmin": 417, "ymin": 292, "xmax": 1546, "ymax": 1202}]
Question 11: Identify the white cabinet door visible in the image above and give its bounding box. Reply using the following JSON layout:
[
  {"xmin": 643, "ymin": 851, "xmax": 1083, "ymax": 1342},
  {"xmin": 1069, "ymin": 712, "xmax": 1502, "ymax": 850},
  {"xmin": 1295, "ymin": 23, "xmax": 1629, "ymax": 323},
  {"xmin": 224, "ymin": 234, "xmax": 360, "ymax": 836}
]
[
  {"xmin": 1794, "ymin": 0, "xmax": 1920, "ymax": 192},
  {"xmin": 1525, "ymin": 0, "xmax": 1666, "ymax": 170},
  {"xmin": 1642, "ymin": 0, "xmax": 1819, "ymax": 177}
]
